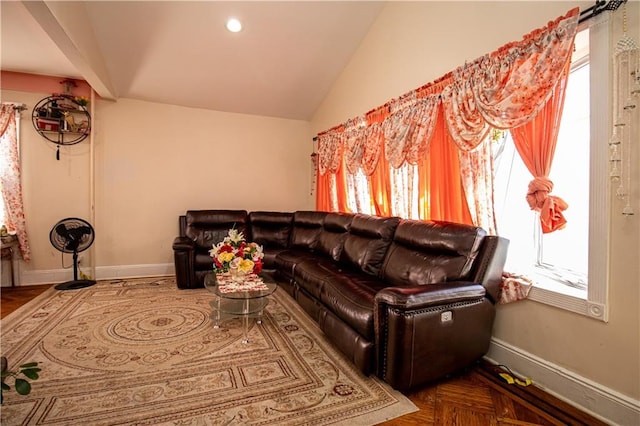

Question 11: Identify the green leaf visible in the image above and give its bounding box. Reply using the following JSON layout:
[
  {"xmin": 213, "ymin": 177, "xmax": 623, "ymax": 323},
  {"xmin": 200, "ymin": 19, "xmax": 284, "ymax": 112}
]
[
  {"xmin": 1, "ymin": 382, "xmax": 10, "ymax": 391},
  {"xmin": 14, "ymin": 379, "xmax": 31, "ymax": 395},
  {"xmin": 0, "ymin": 371, "xmax": 11, "ymax": 378},
  {"xmin": 19, "ymin": 362, "xmax": 38, "ymax": 369},
  {"xmin": 22, "ymin": 369, "xmax": 40, "ymax": 380}
]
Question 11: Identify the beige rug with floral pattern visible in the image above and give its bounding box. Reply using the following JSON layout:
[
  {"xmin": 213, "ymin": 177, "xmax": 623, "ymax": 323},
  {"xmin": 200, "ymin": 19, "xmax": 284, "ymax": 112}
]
[{"xmin": 0, "ymin": 277, "xmax": 417, "ymax": 425}]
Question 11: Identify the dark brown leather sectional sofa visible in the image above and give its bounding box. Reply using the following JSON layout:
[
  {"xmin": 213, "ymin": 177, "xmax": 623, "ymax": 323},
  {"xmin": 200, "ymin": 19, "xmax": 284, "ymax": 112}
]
[{"xmin": 173, "ymin": 209, "xmax": 509, "ymax": 390}]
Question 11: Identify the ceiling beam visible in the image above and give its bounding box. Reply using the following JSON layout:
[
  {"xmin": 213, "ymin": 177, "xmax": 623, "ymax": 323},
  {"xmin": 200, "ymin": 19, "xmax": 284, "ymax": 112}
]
[{"xmin": 21, "ymin": 0, "xmax": 117, "ymax": 100}]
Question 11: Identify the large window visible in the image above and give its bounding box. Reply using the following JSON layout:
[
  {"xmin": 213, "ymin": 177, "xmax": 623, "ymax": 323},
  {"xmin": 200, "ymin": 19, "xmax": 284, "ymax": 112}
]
[
  {"xmin": 330, "ymin": 16, "xmax": 611, "ymax": 321},
  {"xmin": 495, "ymin": 28, "xmax": 590, "ymax": 293},
  {"xmin": 494, "ymin": 20, "xmax": 611, "ymax": 321}
]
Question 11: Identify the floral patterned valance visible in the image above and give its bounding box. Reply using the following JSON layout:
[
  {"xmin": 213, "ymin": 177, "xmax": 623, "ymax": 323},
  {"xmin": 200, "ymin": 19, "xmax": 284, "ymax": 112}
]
[
  {"xmin": 383, "ymin": 95, "xmax": 440, "ymax": 168},
  {"xmin": 317, "ymin": 127, "xmax": 343, "ymax": 175},
  {"xmin": 442, "ymin": 7, "xmax": 579, "ymax": 151},
  {"xmin": 317, "ymin": 7, "xmax": 580, "ymax": 173}
]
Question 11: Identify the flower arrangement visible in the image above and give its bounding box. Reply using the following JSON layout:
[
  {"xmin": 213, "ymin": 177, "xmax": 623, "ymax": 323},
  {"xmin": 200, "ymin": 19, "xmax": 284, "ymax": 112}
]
[{"xmin": 209, "ymin": 229, "xmax": 264, "ymax": 275}]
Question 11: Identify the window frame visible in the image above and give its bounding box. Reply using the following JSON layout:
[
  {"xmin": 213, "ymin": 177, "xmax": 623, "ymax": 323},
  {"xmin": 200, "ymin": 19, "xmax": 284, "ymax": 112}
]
[{"xmin": 525, "ymin": 14, "xmax": 611, "ymax": 322}]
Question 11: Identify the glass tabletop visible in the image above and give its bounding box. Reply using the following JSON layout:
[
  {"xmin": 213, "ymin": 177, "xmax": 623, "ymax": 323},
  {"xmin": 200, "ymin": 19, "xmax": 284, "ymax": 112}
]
[{"xmin": 204, "ymin": 271, "xmax": 277, "ymax": 299}]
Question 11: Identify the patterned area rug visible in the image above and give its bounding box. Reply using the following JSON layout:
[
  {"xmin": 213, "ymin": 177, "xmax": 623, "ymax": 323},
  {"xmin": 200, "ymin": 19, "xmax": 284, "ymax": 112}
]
[{"xmin": 1, "ymin": 277, "xmax": 417, "ymax": 425}]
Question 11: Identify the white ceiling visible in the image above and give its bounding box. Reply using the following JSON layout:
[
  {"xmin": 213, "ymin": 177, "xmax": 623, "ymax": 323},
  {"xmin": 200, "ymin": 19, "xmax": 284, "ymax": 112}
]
[{"xmin": 1, "ymin": 1, "xmax": 386, "ymax": 120}]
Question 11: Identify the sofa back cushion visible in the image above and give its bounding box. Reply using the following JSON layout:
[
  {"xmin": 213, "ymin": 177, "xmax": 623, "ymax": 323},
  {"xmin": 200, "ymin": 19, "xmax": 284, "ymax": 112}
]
[
  {"xmin": 184, "ymin": 210, "xmax": 248, "ymax": 251},
  {"xmin": 381, "ymin": 220, "xmax": 486, "ymax": 287},
  {"xmin": 341, "ymin": 214, "xmax": 400, "ymax": 276},
  {"xmin": 317, "ymin": 213, "xmax": 354, "ymax": 261},
  {"xmin": 290, "ymin": 211, "xmax": 328, "ymax": 250},
  {"xmin": 248, "ymin": 211, "xmax": 294, "ymax": 248}
]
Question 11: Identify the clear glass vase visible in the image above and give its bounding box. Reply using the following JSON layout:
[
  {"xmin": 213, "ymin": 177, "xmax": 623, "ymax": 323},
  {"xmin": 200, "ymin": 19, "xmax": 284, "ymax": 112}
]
[{"xmin": 229, "ymin": 267, "xmax": 248, "ymax": 283}]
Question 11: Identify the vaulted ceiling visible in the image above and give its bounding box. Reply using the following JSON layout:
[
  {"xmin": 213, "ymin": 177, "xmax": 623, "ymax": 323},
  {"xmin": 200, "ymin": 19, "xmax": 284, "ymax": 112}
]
[{"xmin": 1, "ymin": 1, "xmax": 386, "ymax": 120}]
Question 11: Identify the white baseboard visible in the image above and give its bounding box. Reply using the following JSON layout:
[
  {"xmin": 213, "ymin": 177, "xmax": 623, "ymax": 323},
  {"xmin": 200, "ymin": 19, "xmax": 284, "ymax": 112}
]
[
  {"xmin": 486, "ymin": 337, "xmax": 640, "ymax": 426},
  {"xmin": 94, "ymin": 263, "xmax": 175, "ymax": 280},
  {"xmin": 13, "ymin": 263, "xmax": 175, "ymax": 286}
]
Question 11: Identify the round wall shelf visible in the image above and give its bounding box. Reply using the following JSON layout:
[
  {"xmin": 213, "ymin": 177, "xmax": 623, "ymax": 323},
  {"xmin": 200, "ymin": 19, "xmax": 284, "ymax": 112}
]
[{"xmin": 32, "ymin": 95, "xmax": 91, "ymax": 146}]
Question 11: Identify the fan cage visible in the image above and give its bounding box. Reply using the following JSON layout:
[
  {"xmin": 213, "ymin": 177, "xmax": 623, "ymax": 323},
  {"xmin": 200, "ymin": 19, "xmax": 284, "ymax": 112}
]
[{"xmin": 49, "ymin": 218, "xmax": 95, "ymax": 254}]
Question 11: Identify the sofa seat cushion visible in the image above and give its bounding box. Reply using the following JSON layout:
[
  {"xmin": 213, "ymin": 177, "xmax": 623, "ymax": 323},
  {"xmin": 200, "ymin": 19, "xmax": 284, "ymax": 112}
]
[
  {"xmin": 293, "ymin": 257, "xmax": 337, "ymax": 299},
  {"xmin": 319, "ymin": 271, "xmax": 385, "ymax": 340},
  {"xmin": 261, "ymin": 247, "xmax": 289, "ymax": 270},
  {"xmin": 274, "ymin": 249, "xmax": 318, "ymax": 279},
  {"xmin": 295, "ymin": 259, "xmax": 385, "ymax": 340}
]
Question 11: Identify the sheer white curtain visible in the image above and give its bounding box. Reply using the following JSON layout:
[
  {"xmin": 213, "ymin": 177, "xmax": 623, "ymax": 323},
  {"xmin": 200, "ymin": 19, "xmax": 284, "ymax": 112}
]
[{"xmin": 0, "ymin": 104, "xmax": 31, "ymax": 261}]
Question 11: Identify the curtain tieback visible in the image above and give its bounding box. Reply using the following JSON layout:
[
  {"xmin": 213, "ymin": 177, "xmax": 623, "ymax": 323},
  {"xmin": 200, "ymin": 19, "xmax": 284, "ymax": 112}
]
[{"xmin": 526, "ymin": 176, "xmax": 568, "ymax": 233}]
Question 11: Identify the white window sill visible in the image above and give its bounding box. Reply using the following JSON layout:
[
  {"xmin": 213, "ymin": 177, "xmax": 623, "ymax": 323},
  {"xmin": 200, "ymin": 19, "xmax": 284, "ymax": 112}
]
[
  {"xmin": 531, "ymin": 270, "xmax": 586, "ymax": 298},
  {"xmin": 526, "ymin": 272, "xmax": 607, "ymax": 322}
]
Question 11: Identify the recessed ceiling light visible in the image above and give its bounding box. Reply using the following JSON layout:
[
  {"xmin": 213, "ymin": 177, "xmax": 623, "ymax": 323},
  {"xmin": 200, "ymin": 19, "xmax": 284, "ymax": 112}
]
[{"xmin": 226, "ymin": 18, "xmax": 242, "ymax": 33}]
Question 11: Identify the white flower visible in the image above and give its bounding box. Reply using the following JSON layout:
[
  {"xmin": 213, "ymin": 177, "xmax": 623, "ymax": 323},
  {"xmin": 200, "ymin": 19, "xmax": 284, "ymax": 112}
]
[
  {"xmin": 227, "ymin": 229, "xmax": 244, "ymax": 245},
  {"xmin": 209, "ymin": 241, "xmax": 225, "ymax": 257}
]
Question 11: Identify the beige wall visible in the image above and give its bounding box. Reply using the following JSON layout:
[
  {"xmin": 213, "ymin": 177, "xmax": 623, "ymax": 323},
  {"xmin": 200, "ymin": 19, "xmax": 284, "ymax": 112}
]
[
  {"xmin": 94, "ymin": 99, "xmax": 313, "ymax": 266},
  {"xmin": 2, "ymin": 90, "xmax": 313, "ymax": 274},
  {"xmin": 3, "ymin": 0, "xmax": 639, "ymax": 421},
  {"xmin": 310, "ymin": 0, "xmax": 639, "ymax": 419},
  {"xmin": 3, "ymin": 90, "xmax": 93, "ymax": 272}
]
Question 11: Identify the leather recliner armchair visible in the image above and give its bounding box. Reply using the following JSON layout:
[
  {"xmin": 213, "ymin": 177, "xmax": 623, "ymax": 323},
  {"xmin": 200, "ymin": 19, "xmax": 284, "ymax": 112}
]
[{"xmin": 172, "ymin": 210, "xmax": 248, "ymax": 289}]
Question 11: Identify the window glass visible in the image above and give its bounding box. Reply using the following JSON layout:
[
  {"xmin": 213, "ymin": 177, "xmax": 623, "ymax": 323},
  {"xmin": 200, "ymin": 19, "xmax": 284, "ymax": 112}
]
[
  {"xmin": 541, "ymin": 59, "xmax": 590, "ymax": 278},
  {"xmin": 494, "ymin": 27, "xmax": 590, "ymax": 290}
]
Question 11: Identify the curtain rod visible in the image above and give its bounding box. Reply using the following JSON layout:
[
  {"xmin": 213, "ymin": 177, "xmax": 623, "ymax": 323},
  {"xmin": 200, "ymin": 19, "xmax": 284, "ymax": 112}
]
[
  {"xmin": 579, "ymin": 0, "xmax": 625, "ymax": 23},
  {"xmin": 3, "ymin": 102, "xmax": 27, "ymax": 112}
]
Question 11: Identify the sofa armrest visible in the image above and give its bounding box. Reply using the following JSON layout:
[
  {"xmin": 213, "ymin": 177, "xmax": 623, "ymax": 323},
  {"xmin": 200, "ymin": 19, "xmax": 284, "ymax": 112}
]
[
  {"xmin": 374, "ymin": 282, "xmax": 486, "ymax": 310},
  {"xmin": 374, "ymin": 281, "xmax": 495, "ymax": 390},
  {"xmin": 173, "ymin": 237, "xmax": 196, "ymax": 289},
  {"xmin": 472, "ymin": 235, "xmax": 510, "ymax": 303},
  {"xmin": 173, "ymin": 236, "xmax": 196, "ymax": 252}
]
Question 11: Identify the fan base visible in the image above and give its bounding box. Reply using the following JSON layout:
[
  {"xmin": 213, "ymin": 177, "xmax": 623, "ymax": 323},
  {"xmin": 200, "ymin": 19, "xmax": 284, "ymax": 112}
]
[{"xmin": 55, "ymin": 279, "xmax": 96, "ymax": 291}]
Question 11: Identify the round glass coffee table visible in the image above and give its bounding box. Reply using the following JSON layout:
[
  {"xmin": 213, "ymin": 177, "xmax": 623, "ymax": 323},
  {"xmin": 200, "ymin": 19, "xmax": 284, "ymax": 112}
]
[{"xmin": 204, "ymin": 272, "xmax": 277, "ymax": 344}]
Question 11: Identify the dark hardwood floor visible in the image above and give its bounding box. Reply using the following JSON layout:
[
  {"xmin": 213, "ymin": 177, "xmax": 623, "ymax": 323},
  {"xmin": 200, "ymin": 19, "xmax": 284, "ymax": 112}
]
[{"xmin": 1, "ymin": 284, "xmax": 608, "ymax": 425}]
